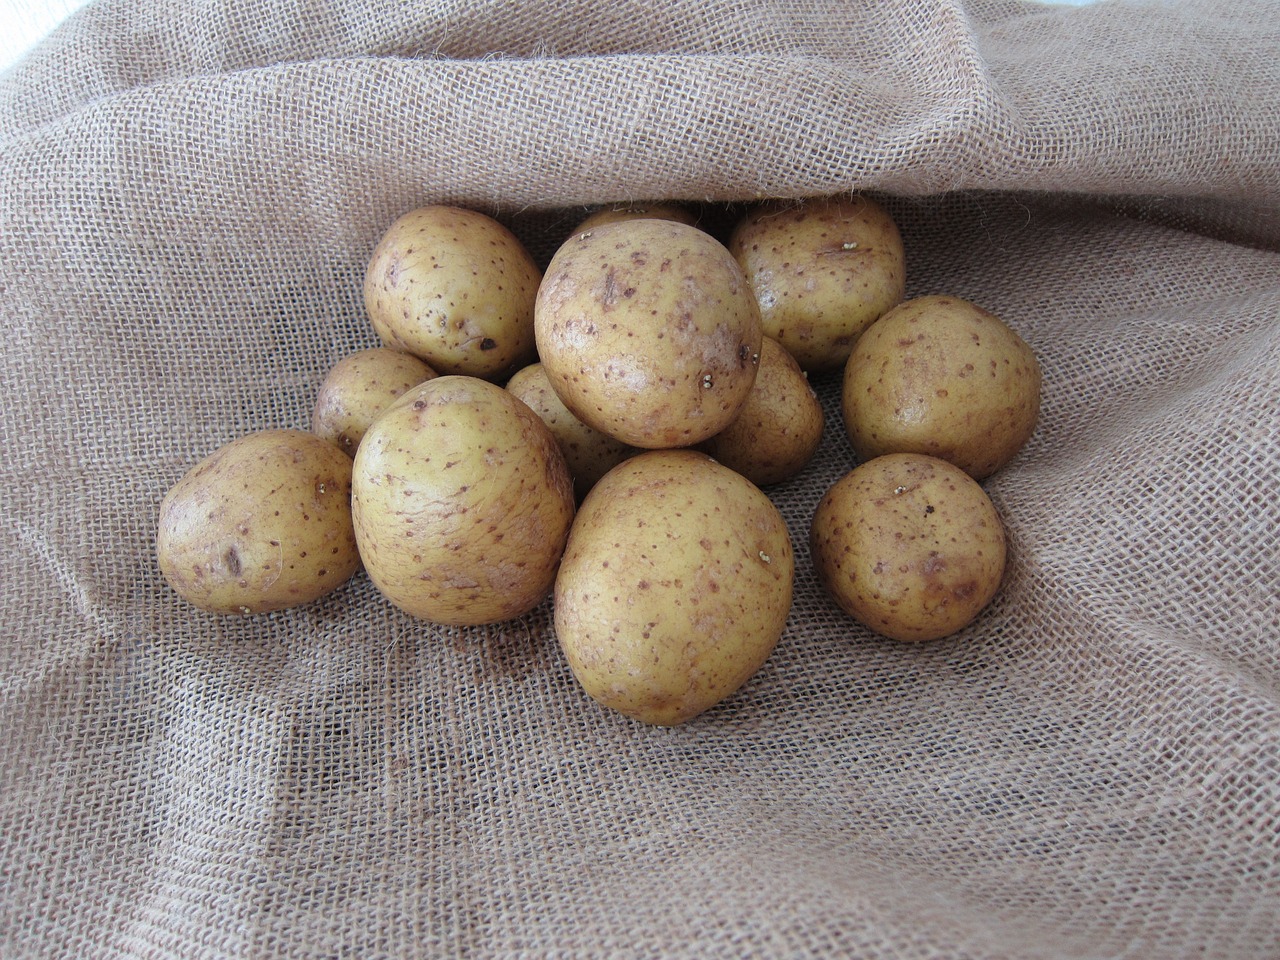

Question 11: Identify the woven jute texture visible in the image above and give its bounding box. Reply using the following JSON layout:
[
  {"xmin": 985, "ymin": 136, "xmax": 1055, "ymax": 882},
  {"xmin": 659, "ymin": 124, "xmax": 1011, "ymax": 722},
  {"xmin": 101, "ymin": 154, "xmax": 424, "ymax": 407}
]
[{"xmin": 2, "ymin": 0, "xmax": 1278, "ymax": 956}]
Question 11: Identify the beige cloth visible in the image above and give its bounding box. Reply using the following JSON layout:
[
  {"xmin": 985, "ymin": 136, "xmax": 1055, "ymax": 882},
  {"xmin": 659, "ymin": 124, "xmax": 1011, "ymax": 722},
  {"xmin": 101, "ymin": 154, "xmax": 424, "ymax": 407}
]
[{"xmin": 2, "ymin": 0, "xmax": 1278, "ymax": 956}]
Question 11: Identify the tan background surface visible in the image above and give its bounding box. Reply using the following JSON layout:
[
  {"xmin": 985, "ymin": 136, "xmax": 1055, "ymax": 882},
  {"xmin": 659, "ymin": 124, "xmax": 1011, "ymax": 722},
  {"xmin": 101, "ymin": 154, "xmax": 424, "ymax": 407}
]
[{"xmin": 2, "ymin": 1, "xmax": 1278, "ymax": 956}]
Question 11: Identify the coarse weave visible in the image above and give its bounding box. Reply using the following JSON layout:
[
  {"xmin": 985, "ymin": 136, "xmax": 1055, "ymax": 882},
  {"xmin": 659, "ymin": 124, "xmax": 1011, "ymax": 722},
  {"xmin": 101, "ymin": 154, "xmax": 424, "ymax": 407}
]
[{"xmin": 2, "ymin": 1, "xmax": 1278, "ymax": 957}]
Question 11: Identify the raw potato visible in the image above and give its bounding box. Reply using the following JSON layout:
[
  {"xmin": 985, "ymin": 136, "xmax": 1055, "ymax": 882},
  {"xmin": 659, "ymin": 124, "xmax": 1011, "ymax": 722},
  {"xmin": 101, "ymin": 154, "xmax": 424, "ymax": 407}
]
[
  {"xmin": 700, "ymin": 335, "xmax": 825, "ymax": 487},
  {"xmin": 311, "ymin": 347, "xmax": 437, "ymax": 457},
  {"xmin": 554, "ymin": 449, "xmax": 794, "ymax": 726},
  {"xmin": 810, "ymin": 453, "xmax": 1006, "ymax": 642},
  {"xmin": 156, "ymin": 429, "xmax": 359, "ymax": 615},
  {"xmin": 842, "ymin": 295, "xmax": 1041, "ymax": 480},
  {"xmin": 352, "ymin": 375, "xmax": 575, "ymax": 626},
  {"xmin": 363, "ymin": 205, "xmax": 542, "ymax": 381},
  {"xmin": 573, "ymin": 202, "xmax": 699, "ymax": 233},
  {"xmin": 729, "ymin": 195, "xmax": 906, "ymax": 372},
  {"xmin": 535, "ymin": 218, "xmax": 762, "ymax": 448},
  {"xmin": 506, "ymin": 362, "xmax": 637, "ymax": 501}
]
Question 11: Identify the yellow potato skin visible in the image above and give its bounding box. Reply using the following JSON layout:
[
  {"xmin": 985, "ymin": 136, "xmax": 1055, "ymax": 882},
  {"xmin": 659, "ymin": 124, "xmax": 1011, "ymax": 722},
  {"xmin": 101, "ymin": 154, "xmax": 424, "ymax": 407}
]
[
  {"xmin": 352, "ymin": 376, "xmax": 574, "ymax": 626},
  {"xmin": 729, "ymin": 195, "xmax": 906, "ymax": 373},
  {"xmin": 810, "ymin": 453, "xmax": 1006, "ymax": 642},
  {"xmin": 534, "ymin": 219, "xmax": 762, "ymax": 449},
  {"xmin": 554, "ymin": 450, "xmax": 793, "ymax": 726},
  {"xmin": 573, "ymin": 202, "xmax": 699, "ymax": 232},
  {"xmin": 506, "ymin": 362, "xmax": 636, "ymax": 502},
  {"xmin": 700, "ymin": 335, "xmax": 825, "ymax": 486},
  {"xmin": 156, "ymin": 429, "xmax": 359, "ymax": 615},
  {"xmin": 311, "ymin": 347, "xmax": 437, "ymax": 457},
  {"xmin": 842, "ymin": 295, "xmax": 1041, "ymax": 480},
  {"xmin": 363, "ymin": 205, "xmax": 541, "ymax": 381}
]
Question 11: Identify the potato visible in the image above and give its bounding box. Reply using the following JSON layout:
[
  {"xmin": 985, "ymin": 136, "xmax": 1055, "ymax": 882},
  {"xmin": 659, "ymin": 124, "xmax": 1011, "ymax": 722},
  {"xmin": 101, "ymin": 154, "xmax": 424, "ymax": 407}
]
[
  {"xmin": 363, "ymin": 205, "xmax": 541, "ymax": 381},
  {"xmin": 810, "ymin": 453, "xmax": 1006, "ymax": 642},
  {"xmin": 506, "ymin": 362, "xmax": 637, "ymax": 501},
  {"xmin": 842, "ymin": 295, "xmax": 1041, "ymax": 480},
  {"xmin": 554, "ymin": 449, "xmax": 793, "ymax": 725},
  {"xmin": 573, "ymin": 202, "xmax": 699, "ymax": 232},
  {"xmin": 535, "ymin": 218, "xmax": 762, "ymax": 448},
  {"xmin": 311, "ymin": 347, "xmax": 437, "ymax": 457},
  {"xmin": 699, "ymin": 335, "xmax": 824, "ymax": 486},
  {"xmin": 352, "ymin": 375, "xmax": 574, "ymax": 626},
  {"xmin": 728, "ymin": 195, "xmax": 906, "ymax": 372},
  {"xmin": 156, "ymin": 429, "xmax": 359, "ymax": 615}
]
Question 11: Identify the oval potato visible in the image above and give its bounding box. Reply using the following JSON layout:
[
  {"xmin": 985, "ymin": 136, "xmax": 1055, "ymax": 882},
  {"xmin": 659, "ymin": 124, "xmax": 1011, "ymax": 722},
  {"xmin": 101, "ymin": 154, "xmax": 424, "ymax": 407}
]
[
  {"xmin": 554, "ymin": 449, "xmax": 794, "ymax": 725},
  {"xmin": 729, "ymin": 195, "xmax": 906, "ymax": 372},
  {"xmin": 842, "ymin": 295, "xmax": 1041, "ymax": 480},
  {"xmin": 352, "ymin": 375, "xmax": 575, "ymax": 626},
  {"xmin": 157, "ymin": 429, "xmax": 359, "ymax": 615},
  {"xmin": 535, "ymin": 218, "xmax": 762, "ymax": 449},
  {"xmin": 311, "ymin": 347, "xmax": 437, "ymax": 457},
  {"xmin": 810, "ymin": 453, "xmax": 1006, "ymax": 642},
  {"xmin": 363, "ymin": 205, "xmax": 541, "ymax": 381},
  {"xmin": 700, "ymin": 335, "xmax": 825, "ymax": 486}
]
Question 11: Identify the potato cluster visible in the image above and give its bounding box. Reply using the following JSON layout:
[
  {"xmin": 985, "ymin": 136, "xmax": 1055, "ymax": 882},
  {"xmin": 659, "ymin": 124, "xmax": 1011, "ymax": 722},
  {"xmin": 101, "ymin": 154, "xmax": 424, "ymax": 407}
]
[{"xmin": 155, "ymin": 196, "xmax": 1041, "ymax": 725}]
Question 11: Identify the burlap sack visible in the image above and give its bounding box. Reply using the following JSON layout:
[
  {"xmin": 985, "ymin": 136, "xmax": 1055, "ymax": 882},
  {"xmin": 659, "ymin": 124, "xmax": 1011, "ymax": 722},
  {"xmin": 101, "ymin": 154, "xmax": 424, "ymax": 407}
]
[{"xmin": 2, "ymin": 0, "xmax": 1278, "ymax": 956}]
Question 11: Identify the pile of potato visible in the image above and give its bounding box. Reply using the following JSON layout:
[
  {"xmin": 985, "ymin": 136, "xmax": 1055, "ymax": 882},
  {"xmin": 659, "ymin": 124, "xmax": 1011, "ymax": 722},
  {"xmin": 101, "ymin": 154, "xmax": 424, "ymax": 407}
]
[{"xmin": 156, "ymin": 197, "xmax": 1040, "ymax": 725}]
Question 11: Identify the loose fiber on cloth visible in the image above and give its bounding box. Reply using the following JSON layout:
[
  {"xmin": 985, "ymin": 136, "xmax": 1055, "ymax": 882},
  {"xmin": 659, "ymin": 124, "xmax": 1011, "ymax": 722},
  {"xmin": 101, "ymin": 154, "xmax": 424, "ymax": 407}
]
[{"xmin": 2, "ymin": 0, "xmax": 1278, "ymax": 956}]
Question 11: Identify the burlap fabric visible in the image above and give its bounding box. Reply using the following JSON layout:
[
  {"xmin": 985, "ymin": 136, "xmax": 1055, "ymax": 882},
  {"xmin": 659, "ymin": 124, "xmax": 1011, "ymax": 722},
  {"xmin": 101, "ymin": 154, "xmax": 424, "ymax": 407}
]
[{"xmin": 2, "ymin": 0, "xmax": 1278, "ymax": 956}]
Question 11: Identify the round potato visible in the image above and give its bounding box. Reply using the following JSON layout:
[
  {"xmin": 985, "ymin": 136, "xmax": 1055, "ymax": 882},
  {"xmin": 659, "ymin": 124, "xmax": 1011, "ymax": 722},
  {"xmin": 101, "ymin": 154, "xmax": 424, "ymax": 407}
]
[
  {"xmin": 352, "ymin": 375, "xmax": 574, "ymax": 626},
  {"xmin": 700, "ymin": 335, "xmax": 824, "ymax": 486},
  {"xmin": 506, "ymin": 362, "xmax": 636, "ymax": 501},
  {"xmin": 363, "ymin": 205, "xmax": 541, "ymax": 380},
  {"xmin": 535, "ymin": 218, "xmax": 762, "ymax": 449},
  {"xmin": 810, "ymin": 453, "xmax": 1006, "ymax": 642},
  {"xmin": 842, "ymin": 295, "xmax": 1041, "ymax": 480},
  {"xmin": 728, "ymin": 195, "xmax": 906, "ymax": 372},
  {"xmin": 554, "ymin": 449, "xmax": 794, "ymax": 726},
  {"xmin": 311, "ymin": 347, "xmax": 437, "ymax": 457},
  {"xmin": 157, "ymin": 429, "xmax": 359, "ymax": 615},
  {"xmin": 573, "ymin": 202, "xmax": 699, "ymax": 233}
]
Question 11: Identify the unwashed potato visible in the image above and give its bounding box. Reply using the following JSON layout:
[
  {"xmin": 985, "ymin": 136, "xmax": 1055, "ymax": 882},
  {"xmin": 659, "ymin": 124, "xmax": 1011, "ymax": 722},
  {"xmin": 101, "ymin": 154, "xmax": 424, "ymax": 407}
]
[
  {"xmin": 573, "ymin": 202, "xmax": 699, "ymax": 233},
  {"xmin": 363, "ymin": 205, "xmax": 542, "ymax": 381},
  {"xmin": 842, "ymin": 295, "xmax": 1041, "ymax": 480},
  {"xmin": 700, "ymin": 335, "xmax": 824, "ymax": 486},
  {"xmin": 157, "ymin": 429, "xmax": 359, "ymax": 615},
  {"xmin": 554, "ymin": 449, "xmax": 794, "ymax": 726},
  {"xmin": 728, "ymin": 195, "xmax": 906, "ymax": 373},
  {"xmin": 506, "ymin": 362, "xmax": 637, "ymax": 501},
  {"xmin": 352, "ymin": 375, "xmax": 575, "ymax": 626},
  {"xmin": 311, "ymin": 347, "xmax": 437, "ymax": 457},
  {"xmin": 810, "ymin": 453, "xmax": 1006, "ymax": 642},
  {"xmin": 535, "ymin": 218, "xmax": 762, "ymax": 448}
]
